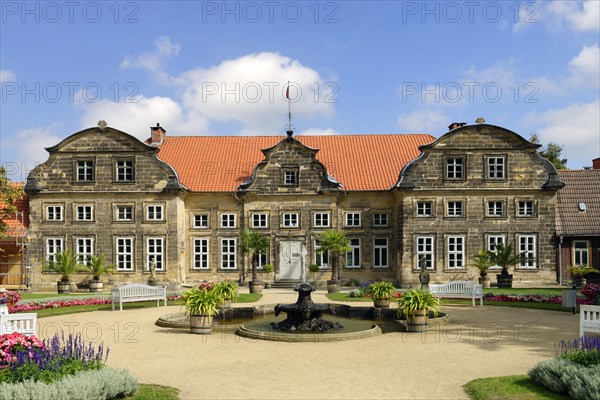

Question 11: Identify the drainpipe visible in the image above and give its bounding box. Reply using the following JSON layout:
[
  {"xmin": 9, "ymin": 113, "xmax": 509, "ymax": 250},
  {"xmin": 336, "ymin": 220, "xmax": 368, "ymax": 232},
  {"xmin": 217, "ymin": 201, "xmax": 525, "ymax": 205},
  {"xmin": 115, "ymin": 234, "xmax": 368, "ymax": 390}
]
[{"xmin": 558, "ymin": 236, "xmax": 563, "ymax": 285}]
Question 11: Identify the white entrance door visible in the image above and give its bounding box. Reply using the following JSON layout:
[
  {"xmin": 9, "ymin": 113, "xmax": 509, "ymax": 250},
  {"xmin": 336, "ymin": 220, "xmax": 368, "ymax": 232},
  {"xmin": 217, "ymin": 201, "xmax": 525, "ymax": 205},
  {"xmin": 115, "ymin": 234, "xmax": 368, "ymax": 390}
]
[{"xmin": 279, "ymin": 241, "xmax": 303, "ymax": 280}]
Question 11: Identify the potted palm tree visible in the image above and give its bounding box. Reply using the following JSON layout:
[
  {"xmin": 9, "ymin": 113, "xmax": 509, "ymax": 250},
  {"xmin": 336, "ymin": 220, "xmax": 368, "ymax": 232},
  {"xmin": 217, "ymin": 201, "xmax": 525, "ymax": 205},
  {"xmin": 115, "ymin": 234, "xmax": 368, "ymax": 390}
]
[
  {"xmin": 262, "ymin": 264, "xmax": 274, "ymax": 288},
  {"xmin": 568, "ymin": 265, "xmax": 599, "ymax": 288},
  {"xmin": 472, "ymin": 249, "xmax": 492, "ymax": 288},
  {"xmin": 44, "ymin": 249, "xmax": 85, "ymax": 294},
  {"xmin": 240, "ymin": 230, "xmax": 270, "ymax": 293},
  {"xmin": 397, "ymin": 288, "xmax": 440, "ymax": 332},
  {"xmin": 84, "ymin": 254, "xmax": 114, "ymax": 293},
  {"xmin": 213, "ymin": 280, "xmax": 239, "ymax": 308},
  {"xmin": 367, "ymin": 281, "xmax": 397, "ymax": 308},
  {"xmin": 316, "ymin": 230, "xmax": 351, "ymax": 293},
  {"xmin": 183, "ymin": 282, "xmax": 223, "ymax": 335},
  {"xmin": 487, "ymin": 243, "xmax": 527, "ymax": 288}
]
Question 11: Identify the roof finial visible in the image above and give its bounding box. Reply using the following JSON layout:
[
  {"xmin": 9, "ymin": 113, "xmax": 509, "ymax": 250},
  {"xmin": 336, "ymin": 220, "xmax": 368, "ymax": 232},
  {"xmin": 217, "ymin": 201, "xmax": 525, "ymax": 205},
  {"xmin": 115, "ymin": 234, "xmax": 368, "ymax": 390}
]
[{"xmin": 98, "ymin": 120, "xmax": 107, "ymax": 130}]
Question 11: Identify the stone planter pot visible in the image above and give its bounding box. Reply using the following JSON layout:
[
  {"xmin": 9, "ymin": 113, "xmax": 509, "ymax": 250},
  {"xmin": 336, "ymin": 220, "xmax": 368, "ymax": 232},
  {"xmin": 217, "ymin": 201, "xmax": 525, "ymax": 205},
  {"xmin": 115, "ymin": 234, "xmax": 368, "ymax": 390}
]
[
  {"xmin": 221, "ymin": 298, "xmax": 232, "ymax": 309},
  {"xmin": 406, "ymin": 309, "xmax": 429, "ymax": 332},
  {"xmin": 249, "ymin": 280, "xmax": 263, "ymax": 294},
  {"xmin": 478, "ymin": 276, "xmax": 491, "ymax": 288},
  {"xmin": 496, "ymin": 274, "xmax": 513, "ymax": 288},
  {"xmin": 189, "ymin": 314, "xmax": 213, "ymax": 335},
  {"xmin": 89, "ymin": 280, "xmax": 104, "ymax": 293},
  {"xmin": 373, "ymin": 299, "xmax": 390, "ymax": 308},
  {"xmin": 264, "ymin": 282, "xmax": 272, "ymax": 289},
  {"xmin": 326, "ymin": 280, "xmax": 340, "ymax": 294},
  {"xmin": 57, "ymin": 280, "xmax": 71, "ymax": 294}
]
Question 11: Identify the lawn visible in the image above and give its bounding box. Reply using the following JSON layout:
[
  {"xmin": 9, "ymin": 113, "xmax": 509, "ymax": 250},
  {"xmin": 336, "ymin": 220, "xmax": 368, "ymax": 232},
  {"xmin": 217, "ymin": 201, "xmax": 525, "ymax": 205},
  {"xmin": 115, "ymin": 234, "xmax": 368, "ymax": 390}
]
[
  {"xmin": 130, "ymin": 384, "xmax": 180, "ymax": 400},
  {"xmin": 464, "ymin": 375, "xmax": 570, "ymax": 400}
]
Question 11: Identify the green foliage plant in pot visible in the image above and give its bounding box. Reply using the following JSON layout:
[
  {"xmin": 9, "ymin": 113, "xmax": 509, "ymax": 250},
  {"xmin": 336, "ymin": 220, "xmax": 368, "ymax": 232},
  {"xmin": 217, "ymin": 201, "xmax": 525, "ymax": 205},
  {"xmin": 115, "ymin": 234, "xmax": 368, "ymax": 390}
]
[
  {"xmin": 472, "ymin": 249, "xmax": 492, "ymax": 288},
  {"xmin": 316, "ymin": 230, "xmax": 351, "ymax": 293},
  {"xmin": 183, "ymin": 282, "xmax": 223, "ymax": 334},
  {"xmin": 84, "ymin": 254, "xmax": 115, "ymax": 293},
  {"xmin": 397, "ymin": 289, "xmax": 440, "ymax": 332},
  {"xmin": 568, "ymin": 265, "xmax": 599, "ymax": 288},
  {"xmin": 262, "ymin": 264, "xmax": 274, "ymax": 288},
  {"xmin": 367, "ymin": 281, "xmax": 397, "ymax": 308},
  {"xmin": 240, "ymin": 230, "xmax": 269, "ymax": 293},
  {"xmin": 44, "ymin": 249, "xmax": 86, "ymax": 294},
  {"xmin": 487, "ymin": 242, "xmax": 527, "ymax": 289},
  {"xmin": 213, "ymin": 280, "xmax": 239, "ymax": 308}
]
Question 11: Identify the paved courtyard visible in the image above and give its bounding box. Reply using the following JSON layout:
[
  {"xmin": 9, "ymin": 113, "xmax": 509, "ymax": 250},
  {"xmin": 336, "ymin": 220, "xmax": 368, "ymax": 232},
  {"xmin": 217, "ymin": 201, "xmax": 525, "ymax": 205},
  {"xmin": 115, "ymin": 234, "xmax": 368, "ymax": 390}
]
[{"xmin": 37, "ymin": 289, "xmax": 579, "ymax": 400}]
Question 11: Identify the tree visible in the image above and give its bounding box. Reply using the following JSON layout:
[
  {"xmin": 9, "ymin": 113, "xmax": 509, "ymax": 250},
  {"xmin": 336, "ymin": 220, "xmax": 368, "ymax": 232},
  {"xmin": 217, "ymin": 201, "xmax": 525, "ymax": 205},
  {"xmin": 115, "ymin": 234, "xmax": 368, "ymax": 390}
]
[
  {"xmin": 529, "ymin": 133, "xmax": 568, "ymax": 170},
  {"xmin": 0, "ymin": 167, "xmax": 25, "ymax": 245},
  {"xmin": 316, "ymin": 230, "xmax": 351, "ymax": 282},
  {"xmin": 240, "ymin": 229, "xmax": 269, "ymax": 282},
  {"xmin": 486, "ymin": 243, "xmax": 527, "ymax": 276}
]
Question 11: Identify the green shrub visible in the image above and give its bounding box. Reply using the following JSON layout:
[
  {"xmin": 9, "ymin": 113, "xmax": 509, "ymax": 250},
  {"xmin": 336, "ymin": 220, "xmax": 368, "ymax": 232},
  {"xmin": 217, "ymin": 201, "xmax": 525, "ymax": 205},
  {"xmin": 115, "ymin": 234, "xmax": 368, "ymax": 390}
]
[
  {"xmin": 528, "ymin": 358, "xmax": 600, "ymax": 400},
  {"xmin": 0, "ymin": 367, "xmax": 138, "ymax": 400},
  {"xmin": 348, "ymin": 289, "xmax": 364, "ymax": 297}
]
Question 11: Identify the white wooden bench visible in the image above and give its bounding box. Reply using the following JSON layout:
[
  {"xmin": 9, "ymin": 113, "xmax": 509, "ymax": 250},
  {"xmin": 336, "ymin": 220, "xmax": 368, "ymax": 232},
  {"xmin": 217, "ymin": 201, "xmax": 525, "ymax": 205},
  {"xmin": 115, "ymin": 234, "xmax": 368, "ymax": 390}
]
[
  {"xmin": 429, "ymin": 281, "xmax": 483, "ymax": 307},
  {"xmin": 580, "ymin": 305, "xmax": 600, "ymax": 337},
  {"xmin": 0, "ymin": 303, "xmax": 37, "ymax": 336},
  {"xmin": 111, "ymin": 284, "xmax": 167, "ymax": 311}
]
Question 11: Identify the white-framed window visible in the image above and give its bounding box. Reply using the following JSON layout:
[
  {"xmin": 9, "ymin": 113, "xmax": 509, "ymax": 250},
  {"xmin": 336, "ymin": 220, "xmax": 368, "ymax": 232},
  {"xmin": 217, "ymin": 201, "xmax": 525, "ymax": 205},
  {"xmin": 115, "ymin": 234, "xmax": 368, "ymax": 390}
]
[
  {"xmin": 146, "ymin": 204, "xmax": 164, "ymax": 221},
  {"xmin": 416, "ymin": 201, "xmax": 433, "ymax": 217},
  {"xmin": 221, "ymin": 213, "xmax": 236, "ymax": 228},
  {"xmin": 314, "ymin": 240, "xmax": 329, "ymax": 269},
  {"xmin": 373, "ymin": 213, "xmax": 388, "ymax": 227},
  {"xmin": 282, "ymin": 213, "xmax": 299, "ymax": 228},
  {"xmin": 346, "ymin": 239, "xmax": 361, "ymax": 268},
  {"xmin": 252, "ymin": 213, "xmax": 268, "ymax": 228},
  {"xmin": 573, "ymin": 240, "xmax": 589, "ymax": 266},
  {"xmin": 75, "ymin": 205, "xmax": 93, "ymax": 221},
  {"xmin": 446, "ymin": 157, "xmax": 464, "ymax": 179},
  {"xmin": 487, "ymin": 156, "xmax": 505, "ymax": 179},
  {"xmin": 45, "ymin": 238, "xmax": 64, "ymax": 263},
  {"xmin": 192, "ymin": 213, "xmax": 209, "ymax": 228},
  {"xmin": 373, "ymin": 238, "xmax": 388, "ymax": 268},
  {"xmin": 517, "ymin": 201, "xmax": 535, "ymax": 217},
  {"xmin": 146, "ymin": 237, "xmax": 164, "ymax": 271},
  {"xmin": 115, "ymin": 237, "xmax": 134, "ymax": 271},
  {"xmin": 447, "ymin": 235, "xmax": 465, "ymax": 269},
  {"xmin": 221, "ymin": 238, "xmax": 237, "ymax": 269},
  {"xmin": 313, "ymin": 212, "xmax": 330, "ymax": 227},
  {"xmin": 487, "ymin": 234, "xmax": 506, "ymax": 269},
  {"xmin": 116, "ymin": 205, "xmax": 133, "ymax": 221},
  {"xmin": 487, "ymin": 201, "xmax": 504, "ymax": 217},
  {"xmin": 518, "ymin": 234, "xmax": 537, "ymax": 269},
  {"xmin": 283, "ymin": 170, "xmax": 298, "ymax": 185},
  {"xmin": 192, "ymin": 238, "xmax": 209, "ymax": 270},
  {"xmin": 257, "ymin": 252, "xmax": 268, "ymax": 269},
  {"xmin": 115, "ymin": 160, "xmax": 134, "ymax": 182},
  {"xmin": 345, "ymin": 212, "xmax": 361, "ymax": 227},
  {"xmin": 415, "ymin": 236, "xmax": 434, "ymax": 270},
  {"xmin": 447, "ymin": 201, "xmax": 463, "ymax": 217},
  {"xmin": 45, "ymin": 205, "xmax": 63, "ymax": 222},
  {"xmin": 75, "ymin": 237, "xmax": 94, "ymax": 265},
  {"xmin": 76, "ymin": 160, "xmax": 94, "ymax": 182}
]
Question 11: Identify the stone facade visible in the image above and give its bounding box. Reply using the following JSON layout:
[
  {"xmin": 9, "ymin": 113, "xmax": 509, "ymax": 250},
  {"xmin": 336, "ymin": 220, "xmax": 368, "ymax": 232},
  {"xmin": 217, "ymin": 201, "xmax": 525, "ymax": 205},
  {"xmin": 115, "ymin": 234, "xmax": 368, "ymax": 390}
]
[{"xmin": 24, "ymin": 123, "xmax": 565, "ymax": 290}]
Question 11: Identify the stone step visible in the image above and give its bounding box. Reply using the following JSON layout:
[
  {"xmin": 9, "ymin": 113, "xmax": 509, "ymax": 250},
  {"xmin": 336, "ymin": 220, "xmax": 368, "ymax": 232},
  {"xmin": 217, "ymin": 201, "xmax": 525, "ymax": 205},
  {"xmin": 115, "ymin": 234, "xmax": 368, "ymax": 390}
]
[{"xmin": 271, "ymin": 280, "xmax": 302, "ymax": 288}]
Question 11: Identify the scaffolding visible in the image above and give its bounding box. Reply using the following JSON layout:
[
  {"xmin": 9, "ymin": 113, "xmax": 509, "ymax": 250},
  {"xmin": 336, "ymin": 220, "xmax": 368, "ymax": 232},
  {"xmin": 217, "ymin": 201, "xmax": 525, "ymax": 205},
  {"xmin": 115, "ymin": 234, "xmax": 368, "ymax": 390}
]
[{"xmin": 0, "ymin": 211, "xmax": 29, "ymax": 290}]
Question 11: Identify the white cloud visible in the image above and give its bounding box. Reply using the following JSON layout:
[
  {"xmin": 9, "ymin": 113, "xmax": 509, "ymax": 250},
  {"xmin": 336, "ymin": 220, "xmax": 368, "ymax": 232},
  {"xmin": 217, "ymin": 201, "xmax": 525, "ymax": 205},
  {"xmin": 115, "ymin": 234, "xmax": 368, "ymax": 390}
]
[
  {"xmin": 298, "ymin": 128, "xmax": 339, "ymax": 136},
  {"xmin": 120, "ymin": 36, "xmax": 180, "ymax": 84},
  {"xmin": 1, "ymin": 125, "xmax": 64, "ymax": 180},
  {"xmin": 546, "ymin": 0, "xmax": 600, "ymax": 32},
  {"xmin": 397, "ymin": 108, "xmax": 450, "ymax": 134},
  {"xmin": 0, "ymin": 69, "xmax": 16, "ymax": 83},
  {"xmin": 523, "ymin": 99, "xmax": 600, "ymax": 168},
  {"xmin": 566, "ymin": 44, "xmax": 600, "ymax": 88},
  {"xmin": 77, "ymin": 95, "xmax": 208, "ymax": 139}
]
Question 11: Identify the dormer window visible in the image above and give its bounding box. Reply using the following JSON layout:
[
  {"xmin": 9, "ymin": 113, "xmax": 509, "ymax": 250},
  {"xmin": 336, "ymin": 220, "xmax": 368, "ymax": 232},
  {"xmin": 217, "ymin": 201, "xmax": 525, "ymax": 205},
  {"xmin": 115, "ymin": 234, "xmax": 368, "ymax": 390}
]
[{"xmin": 283, "ymin": 169, "xmax": 298, "ymax": 185}]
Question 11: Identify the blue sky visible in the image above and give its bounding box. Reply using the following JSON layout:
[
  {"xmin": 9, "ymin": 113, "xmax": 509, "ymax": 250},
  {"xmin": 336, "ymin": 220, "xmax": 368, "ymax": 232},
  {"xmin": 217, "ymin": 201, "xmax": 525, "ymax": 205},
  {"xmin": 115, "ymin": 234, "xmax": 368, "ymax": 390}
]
[{"xmin": 1, "ymin": 0, "xmax": 599, "ymax": 182}]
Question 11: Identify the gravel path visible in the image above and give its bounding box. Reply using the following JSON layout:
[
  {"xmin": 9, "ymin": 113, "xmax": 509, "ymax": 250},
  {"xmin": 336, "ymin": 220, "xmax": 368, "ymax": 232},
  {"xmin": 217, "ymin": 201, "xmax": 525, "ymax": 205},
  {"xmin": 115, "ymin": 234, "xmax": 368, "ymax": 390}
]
[{"xmin": 37, "ymin": 289, "xmax": 578, "ymax": 400}]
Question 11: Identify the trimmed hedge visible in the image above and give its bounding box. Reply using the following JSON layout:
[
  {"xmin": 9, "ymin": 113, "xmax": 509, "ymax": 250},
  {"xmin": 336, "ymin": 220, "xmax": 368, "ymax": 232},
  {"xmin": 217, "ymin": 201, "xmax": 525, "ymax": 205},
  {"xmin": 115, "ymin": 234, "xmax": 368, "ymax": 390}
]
[
  {"xmin": 528, "ymin": 358, "xmax": 600, "ymax": 400},
  {"xmin": 0, "ymin": 367, "xmax": 138, "ymax": 400}
]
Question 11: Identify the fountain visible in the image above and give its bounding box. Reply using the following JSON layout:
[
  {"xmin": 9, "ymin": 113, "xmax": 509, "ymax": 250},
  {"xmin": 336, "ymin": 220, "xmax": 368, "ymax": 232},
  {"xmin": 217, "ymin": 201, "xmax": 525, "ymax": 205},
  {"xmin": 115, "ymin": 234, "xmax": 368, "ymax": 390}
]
[{"xmin": 271, "ymin": 283, "xmax": 342, "ymax": 332}]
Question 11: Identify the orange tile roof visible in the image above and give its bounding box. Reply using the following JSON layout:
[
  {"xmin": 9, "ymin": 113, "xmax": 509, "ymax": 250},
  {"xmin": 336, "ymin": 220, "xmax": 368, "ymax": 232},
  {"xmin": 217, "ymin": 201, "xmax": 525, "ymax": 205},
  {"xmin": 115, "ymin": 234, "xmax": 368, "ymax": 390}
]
[
  {"xmin": 157, "ymin": 134, "xmax": 435, "ymax": 192},
  {"xmin": 0, "ymin": 182, "xmax": 28, "ymax": 238},
  {"xmin": 556, "ymin": 170, "xmax": 600, "ymax": 236}
]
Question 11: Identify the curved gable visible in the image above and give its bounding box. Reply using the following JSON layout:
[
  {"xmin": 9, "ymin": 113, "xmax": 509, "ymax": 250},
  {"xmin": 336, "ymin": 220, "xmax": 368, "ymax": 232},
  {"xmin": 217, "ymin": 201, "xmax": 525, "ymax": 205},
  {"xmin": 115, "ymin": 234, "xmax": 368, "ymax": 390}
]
[{"xmin": 46, "ymin": 126, "xmax": 156, "ymax": 154}]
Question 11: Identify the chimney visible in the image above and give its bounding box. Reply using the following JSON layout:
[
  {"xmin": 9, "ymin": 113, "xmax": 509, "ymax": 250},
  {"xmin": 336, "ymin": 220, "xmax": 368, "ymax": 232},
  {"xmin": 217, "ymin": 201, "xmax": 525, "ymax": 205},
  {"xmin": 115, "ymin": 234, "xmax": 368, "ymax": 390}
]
[
  {"xmin": 448, "ymin": 122, "xmax": 467, "ymax": 131},
  {"xmin": 593, "ymin": 157, "xmax": 600, "ymax": 170},
  {"xmin": 150, "ymin": 123, "xmax": 166, "ymax": 146}
]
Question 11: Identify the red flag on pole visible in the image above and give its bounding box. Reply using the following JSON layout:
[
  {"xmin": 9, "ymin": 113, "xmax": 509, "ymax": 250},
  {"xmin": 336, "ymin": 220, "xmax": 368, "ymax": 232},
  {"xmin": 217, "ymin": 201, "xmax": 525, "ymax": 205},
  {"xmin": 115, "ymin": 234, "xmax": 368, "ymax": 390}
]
[{"xmin": 285, "ymin": 84, "xmax": 290, "ymax": 100}]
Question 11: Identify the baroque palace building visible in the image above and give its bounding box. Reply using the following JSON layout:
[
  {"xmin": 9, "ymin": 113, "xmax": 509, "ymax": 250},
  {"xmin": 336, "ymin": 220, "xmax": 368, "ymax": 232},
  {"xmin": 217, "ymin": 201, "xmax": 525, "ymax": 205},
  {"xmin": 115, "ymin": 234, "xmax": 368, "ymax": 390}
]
[{"xmin": 23, "ymin": 121, "xmax": 565, "ymax": 290}]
